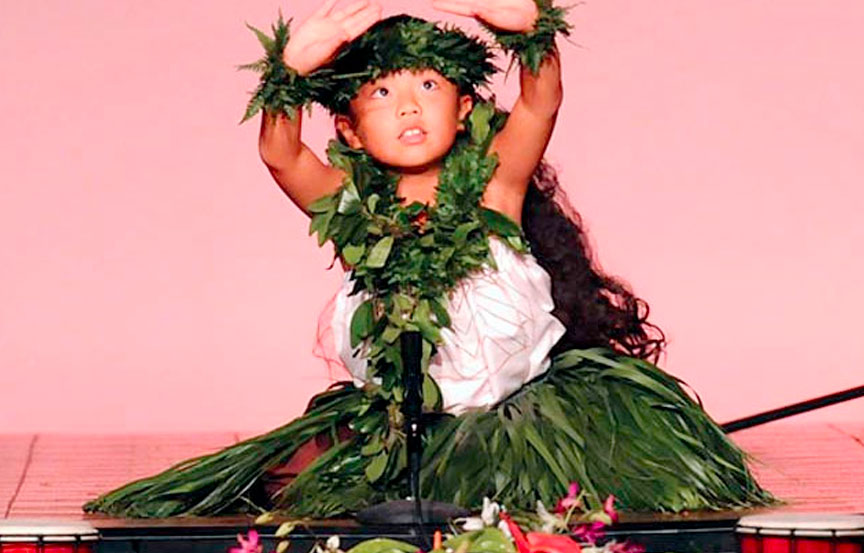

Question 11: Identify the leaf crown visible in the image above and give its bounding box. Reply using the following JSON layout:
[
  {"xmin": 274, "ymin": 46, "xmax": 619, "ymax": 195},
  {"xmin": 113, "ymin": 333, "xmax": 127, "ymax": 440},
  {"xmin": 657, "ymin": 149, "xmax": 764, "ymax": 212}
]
[
  {"xmin": 315, "ymin": 15, "xmax": 499, "ymax": 114},
  {"xmin": 241, "ymin": 3, "xmax": 573, "ymax": 122},
  {"xmin": 240, "ymin": 14, "xmax": 499, "ymax": 121}
]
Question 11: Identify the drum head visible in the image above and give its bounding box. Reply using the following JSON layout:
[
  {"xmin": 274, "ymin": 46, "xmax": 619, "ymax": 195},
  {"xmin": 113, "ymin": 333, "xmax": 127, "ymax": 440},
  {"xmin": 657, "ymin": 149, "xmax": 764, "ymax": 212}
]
[
  {"xmin": 737, "ymin": 513, "xmax": 864, "ymax": 538},
  {"xmin": 0, "ymin": 520, "xmax": 98, "ymax": 543}
]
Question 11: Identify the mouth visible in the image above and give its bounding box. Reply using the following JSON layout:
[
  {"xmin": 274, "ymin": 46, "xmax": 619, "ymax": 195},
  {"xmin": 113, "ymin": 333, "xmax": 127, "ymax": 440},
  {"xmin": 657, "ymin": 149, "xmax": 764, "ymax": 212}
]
[{"xmin": 399, "ymin": 126, "xmax": 427, "ymax": 144}]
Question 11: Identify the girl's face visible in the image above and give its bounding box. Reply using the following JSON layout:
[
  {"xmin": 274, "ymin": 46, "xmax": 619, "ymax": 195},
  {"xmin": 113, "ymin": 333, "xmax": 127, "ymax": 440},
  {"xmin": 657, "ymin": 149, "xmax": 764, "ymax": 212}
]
[{"xmin": 335, "ymin": 69, "xmax": 473, "ymax": 173}]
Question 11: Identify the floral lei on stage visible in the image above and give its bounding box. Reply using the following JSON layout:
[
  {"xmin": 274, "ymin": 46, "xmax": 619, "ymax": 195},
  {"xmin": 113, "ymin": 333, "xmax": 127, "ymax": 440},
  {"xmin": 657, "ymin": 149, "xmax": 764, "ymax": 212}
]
[{"xmin": 238, "ymin": 485, "xmax": 645, "ymax": 553}]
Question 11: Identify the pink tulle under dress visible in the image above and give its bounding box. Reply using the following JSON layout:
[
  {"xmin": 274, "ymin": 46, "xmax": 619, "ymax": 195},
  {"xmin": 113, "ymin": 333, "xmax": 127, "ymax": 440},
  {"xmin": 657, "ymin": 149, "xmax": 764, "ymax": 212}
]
[{"xmin": 327, "ymin": 236, "xmax": 567, "ymax": 415}]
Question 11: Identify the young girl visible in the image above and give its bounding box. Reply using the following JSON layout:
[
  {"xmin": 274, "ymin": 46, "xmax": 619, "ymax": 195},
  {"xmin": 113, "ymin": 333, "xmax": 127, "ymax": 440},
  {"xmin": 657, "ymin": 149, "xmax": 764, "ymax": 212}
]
[{"xmin": 85, "ymin": 0, "xmax": 772, "ymax": 519}]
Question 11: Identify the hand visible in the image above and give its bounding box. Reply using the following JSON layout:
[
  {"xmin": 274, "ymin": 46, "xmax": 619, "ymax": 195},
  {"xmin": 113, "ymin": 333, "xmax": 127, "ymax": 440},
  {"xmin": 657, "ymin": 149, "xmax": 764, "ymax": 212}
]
[
  {"xmin": 430, "ymin": 0, "xmax": 538, "ymax": 32},
  {"xmin": 284, "ymin": 0, "xmax": 383, "ymax": 76}
]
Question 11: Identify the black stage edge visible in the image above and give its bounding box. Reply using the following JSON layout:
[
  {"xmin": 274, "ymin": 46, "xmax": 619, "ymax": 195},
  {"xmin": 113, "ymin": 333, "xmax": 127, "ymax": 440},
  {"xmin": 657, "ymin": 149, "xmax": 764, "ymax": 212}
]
[
  {"xmin": 91, "ymin": 514, "xmax": 751, "ymax": 553},
  {"xmin": 722, "ymin": 383, "xmax": 864, "ymax": 433}
]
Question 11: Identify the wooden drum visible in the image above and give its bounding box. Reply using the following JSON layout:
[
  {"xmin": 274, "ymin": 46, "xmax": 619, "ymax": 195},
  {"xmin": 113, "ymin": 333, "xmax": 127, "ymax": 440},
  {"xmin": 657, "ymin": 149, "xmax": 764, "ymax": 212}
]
[
  {"xmin": 0, "ymin": 521, "xmax": 98, "ymax": 553},
  {"xmin": 737, "ymin": 513, "xmax": 864, "ymax": 553}
]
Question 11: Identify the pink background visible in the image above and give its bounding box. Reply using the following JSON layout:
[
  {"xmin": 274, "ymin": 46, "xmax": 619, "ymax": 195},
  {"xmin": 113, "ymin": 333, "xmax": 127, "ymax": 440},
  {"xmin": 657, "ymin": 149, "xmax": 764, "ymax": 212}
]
[{"xmin": 1, "ymin": 1, "xmax": 862, "ymax": 433}]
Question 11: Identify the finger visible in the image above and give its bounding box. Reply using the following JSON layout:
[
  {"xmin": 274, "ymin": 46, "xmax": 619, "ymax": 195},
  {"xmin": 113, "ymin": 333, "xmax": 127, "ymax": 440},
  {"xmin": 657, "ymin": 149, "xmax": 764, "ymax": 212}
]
[
  {"xmin": 332, "ymin": 0, "xmax": 370, "ymax": 23},
  {"xmin": 340, "ymin": 4, "xmax": 379, "ymax": 33},
  {"xmin": 432, "ymin": 0, "xmax": 478, "ymax": 9},
  {"xmin": 431, "ymin": 0, "xmax": 477, "ymax": 17},
  {"xmin": 431, "ymin": 0, "xmax": 478, "ymax": 15},
  {"xmin": 313, "ymin": 0, "xmax": 341, "ymax": 18},
  {"xmin": 343, "ymin": 13, "xmax": 380, "ymax": 41},
  {"xmin": 343, "ymin": 6, "xmax": 382, "ymax": 40}
]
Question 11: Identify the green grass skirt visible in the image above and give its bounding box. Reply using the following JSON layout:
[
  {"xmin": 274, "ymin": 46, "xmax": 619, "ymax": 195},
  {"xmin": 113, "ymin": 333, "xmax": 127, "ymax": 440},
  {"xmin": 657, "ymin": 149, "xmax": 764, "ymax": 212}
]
[{"xmin": 83, "ymin": 348, "xmax": 773, "ymax": 518}]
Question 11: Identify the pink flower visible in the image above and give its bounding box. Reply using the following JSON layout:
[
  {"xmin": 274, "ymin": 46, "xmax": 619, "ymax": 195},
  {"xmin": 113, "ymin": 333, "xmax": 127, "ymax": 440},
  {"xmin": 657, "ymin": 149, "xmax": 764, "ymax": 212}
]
[
  {"xmin": 554, "ymin": 482, "xmax": 581, "ymax": 514},
  {"xmin": 571, "ymin": 521, "xmax": 606, "ymax": 545},
  {"xmin": 229, "ymin": 530, "xmax": 262, "ymax": 553},
  {"xmin": 606, "ymin": 541, "xmax": 645, "ymax": 553},
  {"xmin": 603, "ymin": 495, "xmax": 618, "ymax": 524}
]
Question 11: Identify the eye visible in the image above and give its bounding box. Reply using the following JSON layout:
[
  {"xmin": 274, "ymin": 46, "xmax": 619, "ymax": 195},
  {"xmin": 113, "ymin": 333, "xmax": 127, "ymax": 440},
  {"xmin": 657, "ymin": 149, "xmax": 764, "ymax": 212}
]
[
  {"xmin": 422, "ymin": 79, "xmax": 438, "ymax": 91},
  {"xmin": 371, "ymin": 87, "xmax": 389, "ymax": 98}
]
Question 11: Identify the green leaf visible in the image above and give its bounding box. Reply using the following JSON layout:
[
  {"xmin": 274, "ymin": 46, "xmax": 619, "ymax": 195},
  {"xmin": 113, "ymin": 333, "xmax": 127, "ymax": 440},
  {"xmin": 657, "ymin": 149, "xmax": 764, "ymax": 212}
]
[
  {"xmin": 468, "ymin": 528, "xmax": 516, "ymax": 553},
  {"xmin": 337, "ymin": 181, "xmax": 362, "ymax": 214},
  {"xmin": 393, "ymin": 293, "xmax": 414, "ymax": 312},
  {"xmin": 453, "ymin": 221, "xmax": 480, "ymax": 247},
  {"xmin": 422, "ymin": 374, "xmax": 441, "ymax": 411},
  {"xmin": 506, "ymin": 235, "xmax": 528, "ymax": 253},
  {"xmin": 419, "ymin": 234, "xmax": 435, "ymax": 248},
  {"xmin": 350, "ymin": 300, "xmax": 375, "ymax": 348},
  {"xmin": 364, "ymin": 451, "xmax": 388, "ymax": 483},
  {"xmin": 309, "ymin": 211, "xmax": 334, "ymax": 245},
  {"xmin": 346, "ymin": 538, "xmax": 419, "ymax": 553},
  {"xmin": 245, "ymin": 22, "xmax": 274, "ymax": 52},
  {"xmin": 327, "ymin": 142, "xmax": 354, "ymax": 173},
  {"xmin": 480, "ymin": 208, "xmax": 522, "ymax": 237},
  {"xmin": 366, "ymin": 193, "xmax": 380, "ymax": 214},
  {"xmin": 430, "ymin": 297, "xmax": 451, "ymax": 328},
  {"xmin": 360, "ymin": 436, "xmax": 383, "ymax": 456},
  {"xmin": 342, "ymin": 244, "xmax": 365, "ymax": 265},
  {"xmin": 366, "ymin": 236, "xmax": 394, "ymax": 268},
  {"xmin": 469, "ymin": 101, "xmax": 495, "ymax": 146},
  {"xmin": 308, "ymin": 194, "xmax": 336, "ymax": 214},
  {"xmin": 381, "ymin": 325, "xmax": 401, "ymax": 344},
  {"xmin": 413, "ymin": 299, "xmax": 441, "ymax": 343}
]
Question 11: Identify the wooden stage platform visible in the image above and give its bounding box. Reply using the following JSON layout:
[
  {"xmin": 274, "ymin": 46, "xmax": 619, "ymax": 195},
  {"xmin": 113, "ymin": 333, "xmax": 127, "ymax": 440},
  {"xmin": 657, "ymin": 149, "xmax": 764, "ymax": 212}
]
[{"xmin": 1, "ymin": 421, "xmax": 863, "ymax": 552}]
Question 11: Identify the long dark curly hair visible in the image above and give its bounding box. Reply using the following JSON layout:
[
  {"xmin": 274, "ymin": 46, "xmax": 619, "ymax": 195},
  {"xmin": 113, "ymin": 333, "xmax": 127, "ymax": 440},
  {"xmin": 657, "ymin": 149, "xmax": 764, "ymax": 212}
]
[{"xmin": 522, "ymin": 160, "xmax": 666, "ymax": 364}]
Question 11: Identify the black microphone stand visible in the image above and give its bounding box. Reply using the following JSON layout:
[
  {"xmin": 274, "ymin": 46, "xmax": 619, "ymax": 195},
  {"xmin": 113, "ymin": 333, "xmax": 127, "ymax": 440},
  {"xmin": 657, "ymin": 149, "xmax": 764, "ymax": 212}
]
[{"xmin": 356, "ymin": 331, "xmax": 469, "ymax": 527}]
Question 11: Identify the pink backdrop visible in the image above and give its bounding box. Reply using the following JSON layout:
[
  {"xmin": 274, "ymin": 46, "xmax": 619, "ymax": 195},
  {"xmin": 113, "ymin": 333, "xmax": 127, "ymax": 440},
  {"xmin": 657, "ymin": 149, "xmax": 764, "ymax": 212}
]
[{"xmin": 1, "ymin": 1, "xmax": 862, "ymax": 433}]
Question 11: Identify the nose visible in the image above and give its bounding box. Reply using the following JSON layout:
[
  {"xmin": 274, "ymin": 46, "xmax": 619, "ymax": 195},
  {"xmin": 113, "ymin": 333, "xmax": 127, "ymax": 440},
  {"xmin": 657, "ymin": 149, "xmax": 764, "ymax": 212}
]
[{"xmin": 397, "ymin": 94, "xmax": 421, "ymax": 118}]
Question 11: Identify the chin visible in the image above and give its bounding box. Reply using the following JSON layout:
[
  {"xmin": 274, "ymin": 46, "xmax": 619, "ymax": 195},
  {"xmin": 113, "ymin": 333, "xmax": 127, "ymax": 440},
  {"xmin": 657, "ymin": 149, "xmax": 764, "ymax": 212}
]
[{"xmin": 376, "ymin": 151, "xmax": 445, "ymax": 171}]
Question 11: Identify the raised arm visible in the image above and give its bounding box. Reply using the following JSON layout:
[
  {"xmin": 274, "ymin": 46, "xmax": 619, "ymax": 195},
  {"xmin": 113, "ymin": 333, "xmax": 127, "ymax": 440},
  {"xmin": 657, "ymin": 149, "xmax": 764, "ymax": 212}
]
[
  {"xmin": 431, "ymin": 0, "xmax": 569, "ymax": 195},
  {"xmin": 258, "ymin": 104, "xmax": 343, "ymax": 217},
  {"xmin": 488, "ymin": 47, "xmax": 562, "ymax": 191},
  {"xmin": 249, "ymin": 0, "xmax": 382, "ymax": 216}
]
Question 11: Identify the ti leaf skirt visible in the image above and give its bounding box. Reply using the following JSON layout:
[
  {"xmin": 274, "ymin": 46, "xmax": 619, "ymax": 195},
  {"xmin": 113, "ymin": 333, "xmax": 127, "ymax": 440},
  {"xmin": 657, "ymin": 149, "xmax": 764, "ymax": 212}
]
[{"xmin": 83, "ymin": 348, "xmax": 774, "ymax": 518}]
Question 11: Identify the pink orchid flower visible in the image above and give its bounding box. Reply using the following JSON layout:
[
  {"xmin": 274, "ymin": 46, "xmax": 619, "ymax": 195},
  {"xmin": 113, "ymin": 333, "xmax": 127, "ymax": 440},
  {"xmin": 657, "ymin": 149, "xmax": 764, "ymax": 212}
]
[
  {"xmin": 603, "ymin": 494, "xmax": 618, "ymax": 524},
  {"xmin": 230, "ymin": 530, "xmax": 263, "ymax": 553},
  {"xmin": 554, "ymin": 482, "xmax": 581, "ymax": 514},
  {"xmin": 572, "ymin": 521, "xmax": 606, "ymax": 545},
  {"xmin": 606, "ymin": 541, "xmax": 645, "ymax": 553}
]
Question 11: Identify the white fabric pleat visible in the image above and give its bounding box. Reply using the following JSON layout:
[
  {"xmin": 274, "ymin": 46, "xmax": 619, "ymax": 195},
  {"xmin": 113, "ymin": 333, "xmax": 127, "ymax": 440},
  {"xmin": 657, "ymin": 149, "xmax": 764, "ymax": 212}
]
[{"xmin": 330, "ymin": 236, "xmax": 566, "ymax": 415}]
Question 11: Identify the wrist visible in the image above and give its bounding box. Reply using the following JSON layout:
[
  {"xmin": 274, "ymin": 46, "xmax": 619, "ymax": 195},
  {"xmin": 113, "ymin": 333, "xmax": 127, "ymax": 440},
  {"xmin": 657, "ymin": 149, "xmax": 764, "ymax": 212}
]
[
  {"xmin": 283, "ymin": 44, "xmax": 312, "ymax": 77},
  {"xmin": 240, "ymin": 15, "xmax": 318, "ymax": 122},
  {"xmin": 482, "ymin": 0, "xmax": 572, "ymax": 74}
]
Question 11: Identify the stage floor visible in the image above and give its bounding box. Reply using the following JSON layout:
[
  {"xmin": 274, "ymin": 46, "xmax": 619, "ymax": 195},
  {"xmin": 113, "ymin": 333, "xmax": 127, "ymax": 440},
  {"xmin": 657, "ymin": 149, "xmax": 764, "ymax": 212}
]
[{"xmin": 1, "ymin": 421, "xmax": 862, "ymax": 551}]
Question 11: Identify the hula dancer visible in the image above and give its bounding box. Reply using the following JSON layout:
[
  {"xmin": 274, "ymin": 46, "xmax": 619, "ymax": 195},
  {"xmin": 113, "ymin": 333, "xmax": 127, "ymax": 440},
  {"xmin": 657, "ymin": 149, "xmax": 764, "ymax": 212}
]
[{"xmin": 84, "ymin": 0, "xmax": 774, "ymax": 518}]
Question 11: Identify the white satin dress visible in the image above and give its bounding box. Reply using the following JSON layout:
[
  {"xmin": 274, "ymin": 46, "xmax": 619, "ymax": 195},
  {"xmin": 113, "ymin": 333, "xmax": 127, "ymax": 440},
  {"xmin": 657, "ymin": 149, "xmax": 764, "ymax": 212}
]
[{"xmin": 328, "ymin": 236, "xmax": 567, "ymax": 415}]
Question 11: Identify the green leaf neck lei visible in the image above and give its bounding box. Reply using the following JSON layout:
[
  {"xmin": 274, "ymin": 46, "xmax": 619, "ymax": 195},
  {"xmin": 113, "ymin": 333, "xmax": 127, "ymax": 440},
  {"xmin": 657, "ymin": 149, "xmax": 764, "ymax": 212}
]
[{"xmin": 308, "ymin": 100, "xmax": 529, "ymax": 410}]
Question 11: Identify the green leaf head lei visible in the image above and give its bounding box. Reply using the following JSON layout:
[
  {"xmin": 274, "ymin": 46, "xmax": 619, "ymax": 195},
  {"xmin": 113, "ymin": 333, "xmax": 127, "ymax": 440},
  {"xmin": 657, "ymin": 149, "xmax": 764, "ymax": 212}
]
[{"xmin": 240, "ymin": 2, "xmax": 573, "ymax": 121}]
